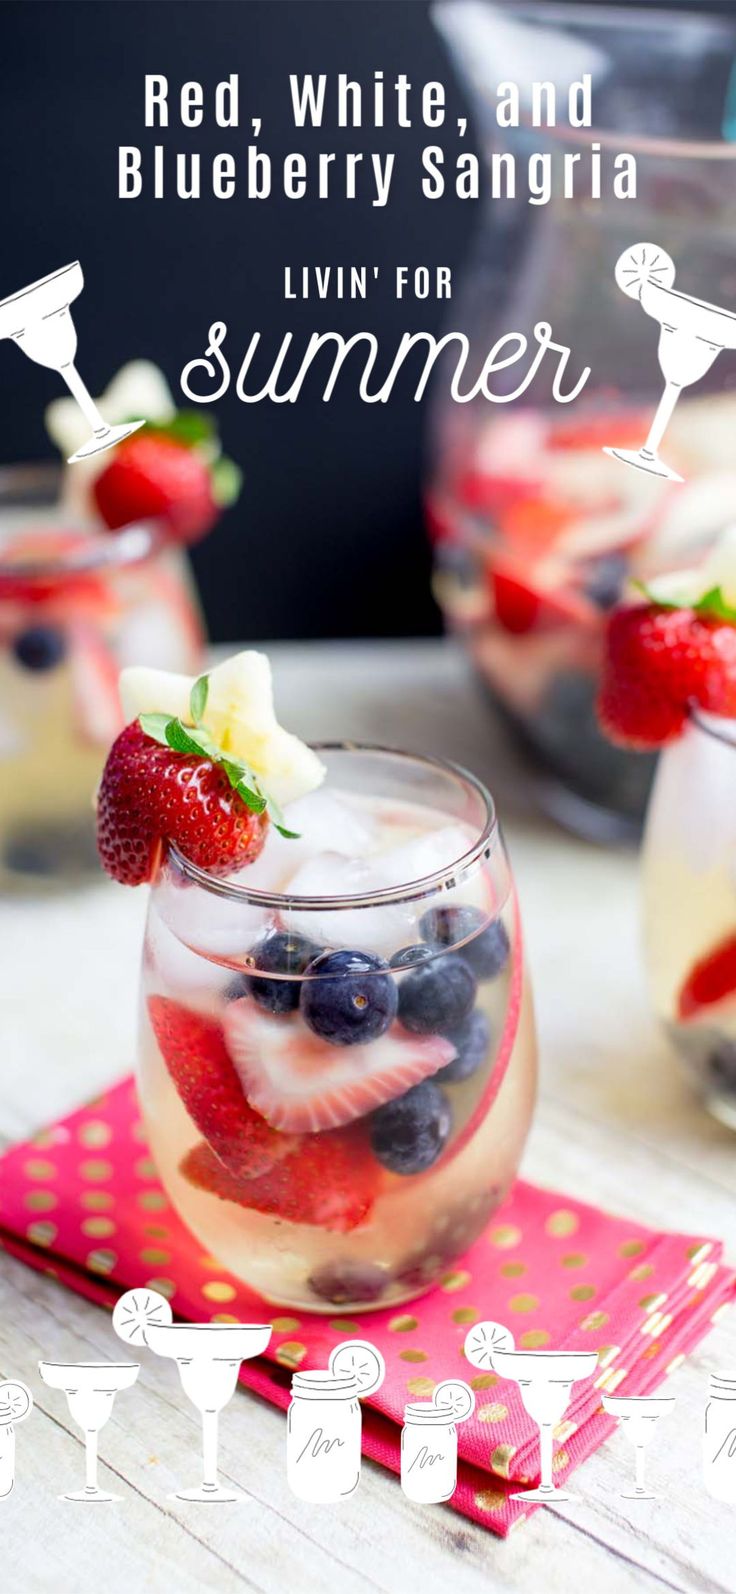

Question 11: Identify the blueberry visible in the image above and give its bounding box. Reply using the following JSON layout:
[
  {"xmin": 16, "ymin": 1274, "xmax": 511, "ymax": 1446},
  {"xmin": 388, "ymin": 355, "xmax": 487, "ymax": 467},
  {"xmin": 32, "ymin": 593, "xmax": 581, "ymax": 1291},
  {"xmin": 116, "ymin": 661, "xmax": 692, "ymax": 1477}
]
[
  {"xmin": 437, "ymin": 1009, "xmax": 491, "ymax": 1082},
  {"xmin": 434, "ymin": 541, "xmax": 480, "ymax": 589},
  {"xmin": 709, "ymin": 1040, "xmax": 736, "ymax": 1092},
  {"xmin": 224, "ymin": 973, "xmax": 250, "ymax": 1002},
  {"xmin": 389, "ymin": 944, "xmax": 434, "ymax": 971},
  {"xmin": 395, "ymin": 1187, "xmax": 502, "ymax": 1286},
  {"xmin": 398, "ymin": 952, "xmax": 476, "ymax": 1035},
  {"xmin": 420, "ymin": 904, "xmax": 510, "ymax": 981},
  {"xmin": 12, "ymin": 624, "xmax": 66, "ymax": 672},
  {"xmin": 238, "ymin": 930, "xmax": 322, "ymax": 1015},
  {"xmin": 301, "ymin": 948, "xmax": 398, "ymax": 1046},
  {"xmin": 308, "ymin": 1260, "xmax": 389, "ymax": 1306},
  {"xmin": 582, "ymin": 551, "xmax": 628, "ymax": 611},
  {"xmin": 371, "ymin": 1079, "xmax": 452, "ymax": 1174}
]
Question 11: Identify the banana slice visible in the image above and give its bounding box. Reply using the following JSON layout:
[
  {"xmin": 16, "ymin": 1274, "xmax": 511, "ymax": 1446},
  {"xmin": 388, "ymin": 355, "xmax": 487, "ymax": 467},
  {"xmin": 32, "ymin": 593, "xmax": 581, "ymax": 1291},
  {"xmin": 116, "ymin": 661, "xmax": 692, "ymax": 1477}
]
[
  {"xmin": 206, "ymin": 651, "xmax": 277, "ymax": 740},
  {"xmin": 701, "ymin": 524, "xmax": 736, "ymax": 607},
  {"xmin": 119, "ymin": 666, "xmax": 193, "ymax": 725},
  {"xmin": 120, "ymin": 649, "xmax": 326, "ymax": 807},
  {"xmin": 642, "ymin": 526, "xmax": 736, "ymax": 614}
]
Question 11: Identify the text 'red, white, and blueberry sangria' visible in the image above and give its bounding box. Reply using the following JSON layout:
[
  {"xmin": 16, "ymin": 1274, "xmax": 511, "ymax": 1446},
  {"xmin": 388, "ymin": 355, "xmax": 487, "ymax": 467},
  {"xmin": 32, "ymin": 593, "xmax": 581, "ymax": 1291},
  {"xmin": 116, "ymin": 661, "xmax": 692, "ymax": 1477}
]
[
  {"xmin": 429, "ymin": 395, "xmax": 736, "ymax": 838},
  {"xmin": 96, "ymin": 651, "xmax": 537, "ymax": 1310},
  {"xmin": 0, "ymin": 364, "xmax": 241, "ymax": 886},
  {"xmin": 597, "ymin": 528, "xmax": 736, "ymax": 1125}
]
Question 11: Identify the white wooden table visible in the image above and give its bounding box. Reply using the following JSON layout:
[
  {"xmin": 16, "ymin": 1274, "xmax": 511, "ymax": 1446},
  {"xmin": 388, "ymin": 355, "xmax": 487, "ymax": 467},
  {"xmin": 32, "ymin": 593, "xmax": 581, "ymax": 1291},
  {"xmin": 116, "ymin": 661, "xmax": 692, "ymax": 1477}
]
[{"xmin": 1, "ymin": 639, "xmax": 734, "ymax": 1594}]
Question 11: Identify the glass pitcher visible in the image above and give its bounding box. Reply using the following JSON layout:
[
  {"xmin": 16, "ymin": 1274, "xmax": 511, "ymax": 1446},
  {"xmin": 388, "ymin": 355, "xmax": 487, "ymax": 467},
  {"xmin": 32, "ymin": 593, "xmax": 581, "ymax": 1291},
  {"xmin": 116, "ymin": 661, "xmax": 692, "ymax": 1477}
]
[{"xmin": 430, "ymin": 1, "xmax": 736, "ymax": 841}]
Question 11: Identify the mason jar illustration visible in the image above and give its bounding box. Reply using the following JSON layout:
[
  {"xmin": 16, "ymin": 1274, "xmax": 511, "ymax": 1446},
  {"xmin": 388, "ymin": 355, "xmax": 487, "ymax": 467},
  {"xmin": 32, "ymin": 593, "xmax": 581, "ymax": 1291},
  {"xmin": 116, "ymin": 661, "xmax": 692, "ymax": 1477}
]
[
  {"xmin": 401, "ymin": 1380, "xmax": 475, "ymax": 1504},
  {"xmin": 0, "ymin": 1381, "xmax": 33, "ymax": 1497},
  {"xmin": 286, "ymin": 1342, "xmax": 385, "ymax": 1504},
  {"xmin": 704, "ymin": 1372, "xmax": 736, "ymax": 1503}
]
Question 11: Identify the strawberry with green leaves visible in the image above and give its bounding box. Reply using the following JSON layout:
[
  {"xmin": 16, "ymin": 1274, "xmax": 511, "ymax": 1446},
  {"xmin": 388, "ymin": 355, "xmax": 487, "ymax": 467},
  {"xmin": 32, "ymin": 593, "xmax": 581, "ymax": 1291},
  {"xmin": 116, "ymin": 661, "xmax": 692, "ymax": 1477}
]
[
  {"xmin": 93, "ymin": 410, "xmax": 241, "ymax": 546},
  {"xmin": 96, "ymin": 670, "xmax": 296, "ymax": 885},
  {"xmin": 597, "ymin": 581, "xmax": 736, "ymax": 750}
]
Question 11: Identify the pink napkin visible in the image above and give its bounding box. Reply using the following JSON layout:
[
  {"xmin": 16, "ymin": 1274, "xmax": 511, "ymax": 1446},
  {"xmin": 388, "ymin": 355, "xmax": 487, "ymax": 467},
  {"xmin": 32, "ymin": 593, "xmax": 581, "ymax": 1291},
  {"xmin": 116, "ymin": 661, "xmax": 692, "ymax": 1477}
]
[{"xmin": 0, "ymin": 1075, "xmax": 732, "ymax": 1535}]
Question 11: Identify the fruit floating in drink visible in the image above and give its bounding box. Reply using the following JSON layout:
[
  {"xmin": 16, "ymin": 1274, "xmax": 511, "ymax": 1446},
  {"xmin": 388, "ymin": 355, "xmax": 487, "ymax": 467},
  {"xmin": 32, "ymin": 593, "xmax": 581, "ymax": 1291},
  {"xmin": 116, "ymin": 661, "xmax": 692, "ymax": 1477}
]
[
  {"xmin": 428, "ymin": 393, "xmax": 736, "ymax": 839},
  {"xmin": 96, "ymin": 650, "xmax": 537, "ymax": 1310},
  {"xmin": 597, "ymin": 528, "xmax": 736, "ymax": 1125},
  {"xmin": 0, "ymin": 364, "xmax": 240, "ymax": 887}
]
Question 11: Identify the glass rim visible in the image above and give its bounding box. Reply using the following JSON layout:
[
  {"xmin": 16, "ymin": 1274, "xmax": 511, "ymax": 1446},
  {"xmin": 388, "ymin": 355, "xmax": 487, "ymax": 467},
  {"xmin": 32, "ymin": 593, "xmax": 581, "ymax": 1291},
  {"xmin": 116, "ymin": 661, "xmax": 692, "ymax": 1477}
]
[
  {"xmin": 690, "ymin": 707, "xmax": 736, "ymax": 748},
  {"xmin": 167, "ymin": 742, "xmax": 500, "ymax": 911},
  {"xmin": 473, "ymin": 1, "xmax": 736, "ymax": 160},
  {"xmin": 0, "ymin": 461, "xmax": 165, "ymax": 577}
]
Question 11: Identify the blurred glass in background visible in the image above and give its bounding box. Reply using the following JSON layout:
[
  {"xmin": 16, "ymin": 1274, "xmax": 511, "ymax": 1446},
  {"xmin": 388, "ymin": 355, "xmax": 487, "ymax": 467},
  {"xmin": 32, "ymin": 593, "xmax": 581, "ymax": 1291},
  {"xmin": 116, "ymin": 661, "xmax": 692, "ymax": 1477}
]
[{"xmin": 429, "ymin": 0, "xmax": 736, "ymax": 841}]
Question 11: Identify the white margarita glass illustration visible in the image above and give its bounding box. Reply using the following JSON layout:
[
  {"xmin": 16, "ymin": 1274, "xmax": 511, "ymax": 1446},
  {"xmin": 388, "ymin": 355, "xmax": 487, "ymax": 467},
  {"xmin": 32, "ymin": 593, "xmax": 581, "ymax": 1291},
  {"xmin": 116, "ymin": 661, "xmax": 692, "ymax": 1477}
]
[
  {"xmin": 38, "ymin": 1361, "xmax": 139, "ymax": 1502},
  {"xmin": 0, "ymin": 1380, "xmax": 33, "ymax": 1498},
  {"xmin": 602, "ymin": 1393, "xmax": 675, "ymax": 1500},
  {"xmin": 605, "ymin": 243, "xmax": 736, "ymax": 483},
  {"xmin": 113, "ymin": 1288, "xmax": 271, "ymax": 1503},
  {"xmin": 464, "ymin": 1321, "xmax": 598, "ymax": 1504},
  {"xmin": 0, "ymin": 262, "xmax": 144, "ymax": 463}
]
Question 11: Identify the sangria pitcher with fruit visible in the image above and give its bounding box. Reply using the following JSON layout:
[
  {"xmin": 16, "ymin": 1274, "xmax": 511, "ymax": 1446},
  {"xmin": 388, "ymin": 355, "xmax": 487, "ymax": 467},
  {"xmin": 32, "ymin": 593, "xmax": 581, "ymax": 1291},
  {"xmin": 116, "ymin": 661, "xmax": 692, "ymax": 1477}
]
[
  {"xmin": 431, "ymin": 0, "xmax": 736, "ymax": 840},
  {"xmin": 96, "ymin": 650, "xmax": 537, "ymax": 1310}
]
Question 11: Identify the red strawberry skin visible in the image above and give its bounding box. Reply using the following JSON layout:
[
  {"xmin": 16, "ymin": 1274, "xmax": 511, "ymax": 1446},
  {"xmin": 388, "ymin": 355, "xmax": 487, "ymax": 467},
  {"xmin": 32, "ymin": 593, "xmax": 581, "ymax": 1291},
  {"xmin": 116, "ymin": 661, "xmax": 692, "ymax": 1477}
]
[
  {"xmin": 93, "ymin": 435, "xmax": 217, "ymax": 545},
  {"xmin": 678, "ymin": 933, "xmax": 736, "ymax": 1021},
  {"xmin": 598, "ymin": 604, "xmax": 736, "ymax": 750},
  {"xmin": 97, "ymin": 721, "xmax": 267, "ymax": 885},
  {"xmin": 181, "ymin": 1123, "xmax": 380, "ymax": 1233},
  {"xmin": 148, "ymin": 996, "xmax": 289, "ymax": 1177}
]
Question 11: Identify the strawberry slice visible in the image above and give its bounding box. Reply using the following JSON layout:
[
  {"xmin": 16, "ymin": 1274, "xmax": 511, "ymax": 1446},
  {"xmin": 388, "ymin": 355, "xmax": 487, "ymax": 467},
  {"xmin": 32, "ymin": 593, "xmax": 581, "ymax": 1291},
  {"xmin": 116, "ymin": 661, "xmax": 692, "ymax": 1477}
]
[
  {"xmin": 181, "ymin": 1123, "xmax": 380, "ymax": 1232},
  {"xmin": 223, "ymin": 1001, "xmax": 455, "ymax": 1133},
  {"xmin": 490, "ymin": 558, "xmax": 598, "ymax": 636},
  {"xmin": 678, "ymin": 933, "xmax": 736, "ymax": 1021},
  {"xmin": 149, "ymin": 996, "xmax": 291, "ymax": 1176}
]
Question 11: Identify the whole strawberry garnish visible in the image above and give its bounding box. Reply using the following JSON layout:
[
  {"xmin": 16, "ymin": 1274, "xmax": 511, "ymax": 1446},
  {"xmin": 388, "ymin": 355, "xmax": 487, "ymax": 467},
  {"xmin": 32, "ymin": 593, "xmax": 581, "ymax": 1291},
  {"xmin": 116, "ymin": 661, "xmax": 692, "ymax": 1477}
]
[
  {"xmin": 97, "ymin": 720, "xmax": 268, "ymax": 884},
  {"xmin": 94, "ymin": 433, "xmax": 218, "ymax": 545},
  {"xmin": 598, "ymin": 600, "xmax": 736, "ymax": 749},
  {"xmin": 149, "ymin": 998, "xmax": 291, "ymax": 1177},
  {"xmin": 181, "ymin": 1119, "xmax": 380, "ymax": 1233}
]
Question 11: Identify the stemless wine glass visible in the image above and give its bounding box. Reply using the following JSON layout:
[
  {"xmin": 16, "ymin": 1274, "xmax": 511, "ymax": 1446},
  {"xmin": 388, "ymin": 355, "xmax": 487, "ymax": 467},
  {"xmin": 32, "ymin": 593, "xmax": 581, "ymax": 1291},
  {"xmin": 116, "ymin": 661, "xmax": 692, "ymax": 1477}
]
[
  {"xmin": 642, "ymin": 710, "xmax": 736, "ymax": 1127},
  {"xmin": 0, "ymin": 463, "xmax": 203, "ymax": 888},
  {"xmin": 137, "ymin": 745, "xmax": 538, "ymax": 1312}
]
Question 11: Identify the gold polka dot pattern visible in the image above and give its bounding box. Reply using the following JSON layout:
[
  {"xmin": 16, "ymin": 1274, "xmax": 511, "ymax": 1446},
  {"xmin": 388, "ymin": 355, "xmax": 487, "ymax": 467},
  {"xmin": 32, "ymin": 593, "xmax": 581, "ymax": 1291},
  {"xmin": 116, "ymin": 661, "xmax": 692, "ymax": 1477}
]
[{"xmin": 1, "ymin": 1073, "xmax": 727, "ymax": 1543}]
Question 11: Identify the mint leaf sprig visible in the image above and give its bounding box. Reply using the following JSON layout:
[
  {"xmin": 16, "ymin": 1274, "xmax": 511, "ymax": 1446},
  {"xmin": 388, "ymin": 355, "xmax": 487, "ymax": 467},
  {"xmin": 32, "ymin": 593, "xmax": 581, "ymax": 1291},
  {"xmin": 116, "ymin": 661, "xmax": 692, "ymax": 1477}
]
[
  {"xmin": 636, "ymin": 580, "xmax": 736, "ymax": 626},
  {"xmin": 139, "ymin": 673, "xmax": 299, "ymax": 840}
]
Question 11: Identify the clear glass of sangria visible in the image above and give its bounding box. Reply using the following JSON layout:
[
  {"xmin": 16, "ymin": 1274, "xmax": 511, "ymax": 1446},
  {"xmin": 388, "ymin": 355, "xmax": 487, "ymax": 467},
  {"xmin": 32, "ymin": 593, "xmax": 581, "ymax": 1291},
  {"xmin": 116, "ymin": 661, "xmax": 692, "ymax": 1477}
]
[
  {"xmin": 643, "ymin": 711, "xmax": 736, "ymax": 1129},
  {"xmin": 0, "ymin": 463, "xmax": 203, "ymax": 888},
  {"xmin": 137, "ymin": 745, "xmax": 537, "ymax": 1312}
]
